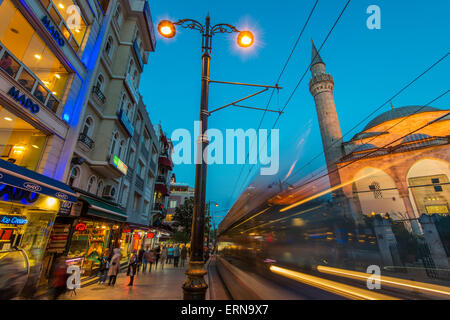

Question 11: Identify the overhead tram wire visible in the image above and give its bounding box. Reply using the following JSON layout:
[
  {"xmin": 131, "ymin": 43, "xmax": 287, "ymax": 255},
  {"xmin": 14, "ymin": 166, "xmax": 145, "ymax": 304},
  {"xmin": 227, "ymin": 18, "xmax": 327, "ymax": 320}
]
[
  {"xmin": 283, "ymin": 51, "xmax": 450, "ymax": 185},
  {"xmin": 280, "ymin": 89, "xmax": 449, "ymax": 201},
  {"xmin": 226, "ymin": 0, "xmax": 321, "ymax": 208},
  {"xmin": 236, "ymin": 0, "xmax": 352, "ymax": 199}
]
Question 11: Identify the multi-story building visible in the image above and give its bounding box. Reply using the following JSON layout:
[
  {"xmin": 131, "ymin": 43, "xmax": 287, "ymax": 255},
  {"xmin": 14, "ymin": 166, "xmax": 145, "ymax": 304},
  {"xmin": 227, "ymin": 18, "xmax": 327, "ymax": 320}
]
[
  {"xmin": 116, "ymin": 95, "xmax": 160, "ymax": 255},
  {"xmin": 53, "ymin": 0, "xmax": 157, "ymax": 275},
  {"xmin": 166, "ymin": 183, "xmax": 195, "ymax": 225},
  {"xmin": 152, "ymin": 124, "xmax": 173, "ymax": 228},
  {"xmin": 0, "ymin": 0, "xmax": 115, "ymax": 296}
]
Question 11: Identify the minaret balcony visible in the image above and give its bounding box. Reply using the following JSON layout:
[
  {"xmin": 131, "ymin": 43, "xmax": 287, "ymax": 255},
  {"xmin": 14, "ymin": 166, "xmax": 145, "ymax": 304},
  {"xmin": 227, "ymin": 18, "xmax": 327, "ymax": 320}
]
[{"xmin": 309, "ymin": 73, "xmax": 335, "ymax": 95}]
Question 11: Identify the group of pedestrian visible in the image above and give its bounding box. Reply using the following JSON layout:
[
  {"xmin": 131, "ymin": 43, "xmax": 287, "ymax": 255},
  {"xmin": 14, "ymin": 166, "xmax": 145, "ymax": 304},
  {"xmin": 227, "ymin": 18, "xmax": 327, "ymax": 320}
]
[{"xmin": 157, "ymin": 244, "xmax": 188, "ymax": 269}]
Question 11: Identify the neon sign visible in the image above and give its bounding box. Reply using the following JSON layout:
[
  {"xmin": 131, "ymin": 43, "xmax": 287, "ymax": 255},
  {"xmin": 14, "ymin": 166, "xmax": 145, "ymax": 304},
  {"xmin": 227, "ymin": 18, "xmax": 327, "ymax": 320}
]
[
  {"xmin": 112, "ymin": 155, "xmax": 128, "ymax": 175},
  {"xmin": 0, "ymin": 215, "xmax": 28, "ymax": 225},
  {"xmin": 7, "ymin": 87, "xmax": 40, "ymax": 114},
  {"xmin": 74, "ymin": 222, "xmax": 87, "ymax": 231},
  {"xmin": 41, "ymin": 15, "xmax": 65, "ymax": 47},
  {"xmin": 0, "ymin": 183, "xmax": 40, "ymax": 204}
]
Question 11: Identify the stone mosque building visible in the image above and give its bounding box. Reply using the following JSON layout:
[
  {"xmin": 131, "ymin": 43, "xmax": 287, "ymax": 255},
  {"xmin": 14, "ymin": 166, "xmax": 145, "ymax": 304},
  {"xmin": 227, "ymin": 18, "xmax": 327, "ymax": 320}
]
[{"xmin": 308, "ymin": 41, "xmax": 450, "ymax": 223}]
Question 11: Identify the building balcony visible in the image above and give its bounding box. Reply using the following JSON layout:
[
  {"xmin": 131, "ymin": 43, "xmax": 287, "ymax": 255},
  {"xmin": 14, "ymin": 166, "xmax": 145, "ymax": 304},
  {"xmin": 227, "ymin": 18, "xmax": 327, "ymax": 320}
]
[
  {"xmin": 124, "ymin": 73, "xmax": 139, "ymax": 104},
  {"xmin": 92, "ymin": 85, "xmax": 106, "ymax": 104},
  {"xmin": 77, "ymin": 133, "xmax": 95, "ymax": 152},
  {"xmin": 90, "ymin": 154, "xmax": 127, "ymax": 179},
  {"xmin": 135, "ymin": 175, "xmax": 144, "ymax": 191},
  {"xmin": 158, "ymin": 156, "xmax": 173, "ymax": 170}
]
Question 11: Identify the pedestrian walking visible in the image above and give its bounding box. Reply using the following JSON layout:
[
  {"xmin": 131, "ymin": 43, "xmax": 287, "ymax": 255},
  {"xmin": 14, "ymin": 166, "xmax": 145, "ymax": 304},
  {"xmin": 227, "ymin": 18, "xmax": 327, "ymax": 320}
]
[
  {"xmin": 50, "ymin": 256, "xmax": 68, "ymax": 300},
  {"xmin": 173, "ymin": 245, "xmax": 181, "ymax": 267},
  {"xmin": 167, "ymin": 245, "xmax": 174, "ymax": 265},
  {"xmin": 98, "ymin": 248, "xmax": 110, "ymax": 284},
  {"xmin": 154, "ymin": 246, "xmax": 161, "ymax": 269},
  {"xmin": 107, "ymin": 248, "xmax": 121, "ymax": 286},
  {"xmin": 137, "ymin": 246, "xmax": 145, "ymax": 273},
  {"xmin": 160, "ymin": 245, "xmax": 168, "ymax": 270},
  {"xmin": 147, "ymin": 249, "xmax": 156, "ymax": 272},
  {"xmin": 180, "ymin": 245, "xmax": 187, "ymax": 268},
  {"xmin": 127, "ymin": 250, "xmax": 138, "ymax": 286},
  {"xmin": 142, "ymin": 246, "xmax": 150, "ymax": 273}
]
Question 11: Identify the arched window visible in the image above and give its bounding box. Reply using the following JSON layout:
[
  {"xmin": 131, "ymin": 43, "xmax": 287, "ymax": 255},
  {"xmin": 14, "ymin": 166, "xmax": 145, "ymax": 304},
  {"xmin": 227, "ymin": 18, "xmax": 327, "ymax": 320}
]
[
  {"xmin": 97, "ymin": 180, "xmax": 104, "ymax": 197},
  {"xmin": 105, "ymin": 36, "xmax": 114, "ymax": 58},
  {"xmin": 68, "ymin": 166, "xmax": 80, "ymax": 187},
  {"xmin": 128, "ymin": 59, "xmax": 134, "ymax": 75},
  {"xmin": 126, "ymin": 102, "xmax": 133, "ymax": 119},
  {"xmin": 87, "ymin": 175, "xmax": 97, "ymax": 193},
  {"xmin": 95, "ymin": 74, "xmax": 104, "ymax": 91},
  {"xmin": 82, "ymin": 116, "xmax": 94, "ymax": 137},
  {"xmin": 110, "ymin": 131, "xmax": 119, "ymax": 155},
  {"xmin": 114, "ymin": 4, "xmax": 122, "ymax": 28},
  {"xmin": 133, "ymin": 70, "xmax": 139, "ymax": 88},
  {"xmin": 118, "ymin": 140, "xmax": 126, "ymax": 158}
]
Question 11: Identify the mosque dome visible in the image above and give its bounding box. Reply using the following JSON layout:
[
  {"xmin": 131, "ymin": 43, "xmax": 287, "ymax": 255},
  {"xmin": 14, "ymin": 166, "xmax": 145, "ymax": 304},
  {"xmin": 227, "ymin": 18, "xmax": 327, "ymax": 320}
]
[{"xmin": 362, "ymin": 106, "xmax": 440, "ymax": 131}]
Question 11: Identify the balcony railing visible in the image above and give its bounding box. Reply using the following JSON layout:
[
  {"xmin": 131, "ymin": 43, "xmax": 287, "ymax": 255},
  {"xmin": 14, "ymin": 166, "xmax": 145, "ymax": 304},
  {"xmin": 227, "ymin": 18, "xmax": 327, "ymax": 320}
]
[
  {"xmin": 150, "ymin": 157, "xmax": 157, "ymax": 172},
  {"xmin": 156, "ymin": 175, "xmax": 166, "ymax": 184},
  {"xmin": 135, "ymin": 175, "xmax": 144, "ymax": 191},
  {"xmin": 78, "ymin": 133, "xmax": 95, "ymax": 149},
  {"xmin": 92, "ymin": 85, "xmax": 106, "ymax": 104}
]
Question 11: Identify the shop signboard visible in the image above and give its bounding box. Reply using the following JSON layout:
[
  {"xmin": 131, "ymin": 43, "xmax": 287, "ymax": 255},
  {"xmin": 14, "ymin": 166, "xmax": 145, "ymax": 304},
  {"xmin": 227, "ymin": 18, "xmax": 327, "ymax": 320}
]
[
  {"xmin": 0, "ymin": 215, "xmax": 27, "ymax": 225},
  {"xmin": 118, "ymin": 109, "xmax": 134, "ymax": 137},
  {"xmin": 7, "ymin": 86, "xmax": 40, "ymax": 114},
  {"xmin": 41, "ymin": 15, "xmax": 65, "ymax": 47},
  {"xmin": 0, "ymin": 159, "xmax": 77, "ymax": 203},
  {"xmin": 111, "ymin": 155, "xmax": 128, "ymax": 175},
  {"xmin": 46, "ymin": 223, "xmax": 71, "ymax": 253}
]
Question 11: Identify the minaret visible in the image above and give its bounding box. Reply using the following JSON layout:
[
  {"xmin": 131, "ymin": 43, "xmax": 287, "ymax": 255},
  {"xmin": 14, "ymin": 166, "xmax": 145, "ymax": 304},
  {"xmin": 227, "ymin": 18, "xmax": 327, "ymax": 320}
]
[{"xmin": 309, "ymin": 40, "xmax": 343, "ymax": 189}]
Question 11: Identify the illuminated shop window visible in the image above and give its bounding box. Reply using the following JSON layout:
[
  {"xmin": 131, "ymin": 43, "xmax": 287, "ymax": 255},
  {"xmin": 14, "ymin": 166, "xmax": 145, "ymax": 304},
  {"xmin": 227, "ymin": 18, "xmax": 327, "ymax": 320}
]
[
  {"xmin": 0, "ymin": 105, "xmax": 47, "ymax": 170},
  {"xmin": 0, "ymin": 0, "xmax": 69, "ymax": 110},
  {"xmin": 39, "ymin": 0, "xmax": 88, "ymax": 53}
]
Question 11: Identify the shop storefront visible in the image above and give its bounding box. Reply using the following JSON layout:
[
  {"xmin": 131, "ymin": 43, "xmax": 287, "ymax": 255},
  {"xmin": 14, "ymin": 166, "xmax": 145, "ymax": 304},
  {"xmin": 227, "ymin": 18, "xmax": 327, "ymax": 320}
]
[
  {"xmin": 65, "ymin": 192, "xmax": 127, "ymax": 276},
  {"xmin": 0, "ymin": 157, "xmax": 77, "ymax": 296}
]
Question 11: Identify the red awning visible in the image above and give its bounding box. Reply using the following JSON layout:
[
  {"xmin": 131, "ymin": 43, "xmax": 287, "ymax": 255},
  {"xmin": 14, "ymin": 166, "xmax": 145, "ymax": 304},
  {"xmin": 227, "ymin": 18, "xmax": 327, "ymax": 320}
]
[
  {"xmin": 155, "ymin": 183, "xmax": 170, "ymax": 196},
  {"xmin": 158, "ymin": 156, "xmax": 173, "ymax": 169}
]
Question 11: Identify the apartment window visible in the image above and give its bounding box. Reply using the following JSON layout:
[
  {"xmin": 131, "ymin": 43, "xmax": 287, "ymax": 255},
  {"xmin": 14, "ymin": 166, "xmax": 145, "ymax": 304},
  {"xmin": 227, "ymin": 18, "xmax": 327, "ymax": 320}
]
[
  {"xmin": 135, "ymin": 113, "xmax": 142, "ymax": 134},
  {"xmin": 143, "ymin": 200, "xmax": 149, "ymax": 215},
  {"xmin": 136, "ymin": 160, "xmax": 142, "ymax": 177},
  {"xmin": 0, "ymin": 0, "xmax": 69, "ymax": 104},
  {"xmin": 133, "ymin": 192, "xmax": 141, "ymax": 211},
  {"xmin": 87, "ymin": 175, "xmax": 96, "ymax": 193},
  {"xmin": 113, "ymin": 4, "xmax": 122, "ymax": 29},
  {"xmin": 170, "ymin": 200, "xmax": 177, "ymax": 208},
  {"xmin": 82, "ymin": 116, "xmax": 94, "ymax": 137},
  {"xmin": 121, "ymin": 185, "xmax": 128, "ymax": 207},
  {"xmin": 68, "ymin": 166, "xmax": 80, "ymax": 187},
  {"xmin": 118, "ymin": 139, "xmax": 125, "ymax": 159},
  {"xmin": 110, "ymin": 131, "xmax": 119, "ymax": 156},
  {"xmin": 128, "ymin": 148, "xmax": 135, "ymax": 166},
  {"xmin": 95, "ymin": 74, "xmax": 104, "ymax": 91},
  {"xmin": 97, "ymin": 180, "xmax": 104, "ymax": 196},
  {"xmin": 104, "ymin": 36, "xmax": 114, "ymax": 59},
  {"xmin": 39, "ymin": 0, "xmax": 88, "ymax": 52}
]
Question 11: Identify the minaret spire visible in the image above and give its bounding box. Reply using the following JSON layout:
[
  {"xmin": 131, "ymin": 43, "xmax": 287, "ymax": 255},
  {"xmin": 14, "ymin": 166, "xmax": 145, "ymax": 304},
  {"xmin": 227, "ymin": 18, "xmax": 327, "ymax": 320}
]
[{"xmin": 311, "ymin": 39, "xmax": 324, "ymax": 67}]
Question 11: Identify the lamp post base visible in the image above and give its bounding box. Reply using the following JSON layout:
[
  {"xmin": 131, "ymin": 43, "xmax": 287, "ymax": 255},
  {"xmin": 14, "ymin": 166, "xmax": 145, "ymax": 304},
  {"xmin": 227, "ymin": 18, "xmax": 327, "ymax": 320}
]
[{"xmin": 182, "ymin": 260, "xmax": 208, "ymax": 300}]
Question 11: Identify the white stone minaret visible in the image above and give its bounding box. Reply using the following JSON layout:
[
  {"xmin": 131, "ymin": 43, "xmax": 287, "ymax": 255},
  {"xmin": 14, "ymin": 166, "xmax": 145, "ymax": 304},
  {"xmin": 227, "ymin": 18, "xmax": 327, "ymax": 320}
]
[{"xmin": 309, "ymin": 40, "xmax": 343, "ymax": 188}]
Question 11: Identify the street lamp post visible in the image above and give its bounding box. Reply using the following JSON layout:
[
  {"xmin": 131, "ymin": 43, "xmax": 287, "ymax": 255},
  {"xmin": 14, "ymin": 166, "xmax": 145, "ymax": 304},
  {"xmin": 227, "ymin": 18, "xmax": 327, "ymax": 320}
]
[{"xmin": 158, "ymin": 15, "xmax": 255, "ymax": 300}]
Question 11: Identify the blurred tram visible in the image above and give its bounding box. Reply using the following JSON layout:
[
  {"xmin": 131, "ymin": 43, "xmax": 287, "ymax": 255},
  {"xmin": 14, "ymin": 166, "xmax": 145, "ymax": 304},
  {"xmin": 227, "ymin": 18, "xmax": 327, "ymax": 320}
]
[{"xmin": 216, "ymin": 193, "xmax": 450, "ymax": 300}]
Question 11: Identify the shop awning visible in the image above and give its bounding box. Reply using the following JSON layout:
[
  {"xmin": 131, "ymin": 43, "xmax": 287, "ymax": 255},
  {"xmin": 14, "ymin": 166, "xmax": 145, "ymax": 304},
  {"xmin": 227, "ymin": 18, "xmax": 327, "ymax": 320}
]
[
  {"xmin": 80, "ymin": 195, "xmax": 127, "ymax": 222},
  {"xmin": 0, "ymin": 159, "xmax": 77, "ymax": 202},
  {"xmin": 154, "ymin": 183, "xmax": 169, "ymax": 196},
  {"xmin": 158, "ymin": 156, "xmax": 173, "ymax": 169}
]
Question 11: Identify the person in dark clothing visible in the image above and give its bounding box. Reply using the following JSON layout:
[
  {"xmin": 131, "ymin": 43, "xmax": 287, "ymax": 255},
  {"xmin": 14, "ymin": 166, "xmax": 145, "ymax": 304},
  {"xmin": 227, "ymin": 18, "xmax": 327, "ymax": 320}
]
[
  {"xmin": 50, "ymin": 257, "xmax": 68, "ymax": 300},
  {"xmin": 154, "ymin": 246, "xmax": 161, "ymax": 269},
  {"xmin": 180, "ymin": 245, "xmax": 187, "ymax": 268},
  {"xmin": 127, "ymin": 251, "xmax": 138, "ymax": 286},
  {"xmin": 98, "ymin": 249, "xmax": 110, "ymax": 284},
  {"xmin": 137, "ymin": 247, "xmax": 145, "ymax": 273}
]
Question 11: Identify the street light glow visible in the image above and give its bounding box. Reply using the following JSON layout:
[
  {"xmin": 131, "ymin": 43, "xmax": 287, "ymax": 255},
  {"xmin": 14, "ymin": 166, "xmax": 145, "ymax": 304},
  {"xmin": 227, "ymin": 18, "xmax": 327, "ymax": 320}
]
[
  {"xmin": 158, "ymin": 20, "xmax": 176, "ymax": 38},
  {"xmin": 237, "ymin": 31, "xmax": 254, "ymax": 48}
]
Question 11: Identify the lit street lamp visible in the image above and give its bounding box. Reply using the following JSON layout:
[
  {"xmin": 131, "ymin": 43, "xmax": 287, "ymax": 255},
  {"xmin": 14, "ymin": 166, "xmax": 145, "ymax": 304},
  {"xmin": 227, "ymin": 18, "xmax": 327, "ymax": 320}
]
[{"xmin": 158, "ymin": 15, "xmax": 255, "ymax": 300}]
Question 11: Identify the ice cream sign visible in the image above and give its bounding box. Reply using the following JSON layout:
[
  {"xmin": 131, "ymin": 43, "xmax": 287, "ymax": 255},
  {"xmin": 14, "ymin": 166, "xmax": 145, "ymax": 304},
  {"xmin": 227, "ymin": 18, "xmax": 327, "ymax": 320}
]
[{"xmin": 0, "ymin": 215, "xmax": 28, "ymax": 225}]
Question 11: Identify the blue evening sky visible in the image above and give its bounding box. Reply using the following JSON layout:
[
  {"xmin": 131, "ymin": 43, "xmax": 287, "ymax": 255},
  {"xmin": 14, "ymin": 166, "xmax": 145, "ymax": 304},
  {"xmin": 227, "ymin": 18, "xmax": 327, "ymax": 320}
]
[{"xmin": 140, "ymin": 0, "xmax": 450, "ymax": 225}]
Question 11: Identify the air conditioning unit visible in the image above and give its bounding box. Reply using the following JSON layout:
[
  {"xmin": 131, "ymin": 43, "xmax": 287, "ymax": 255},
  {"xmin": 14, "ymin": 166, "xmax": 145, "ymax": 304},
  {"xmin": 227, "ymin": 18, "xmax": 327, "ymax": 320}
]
[{"xmin": 102, "ymin": 185, "xmax": 116, "ymax": 199}]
